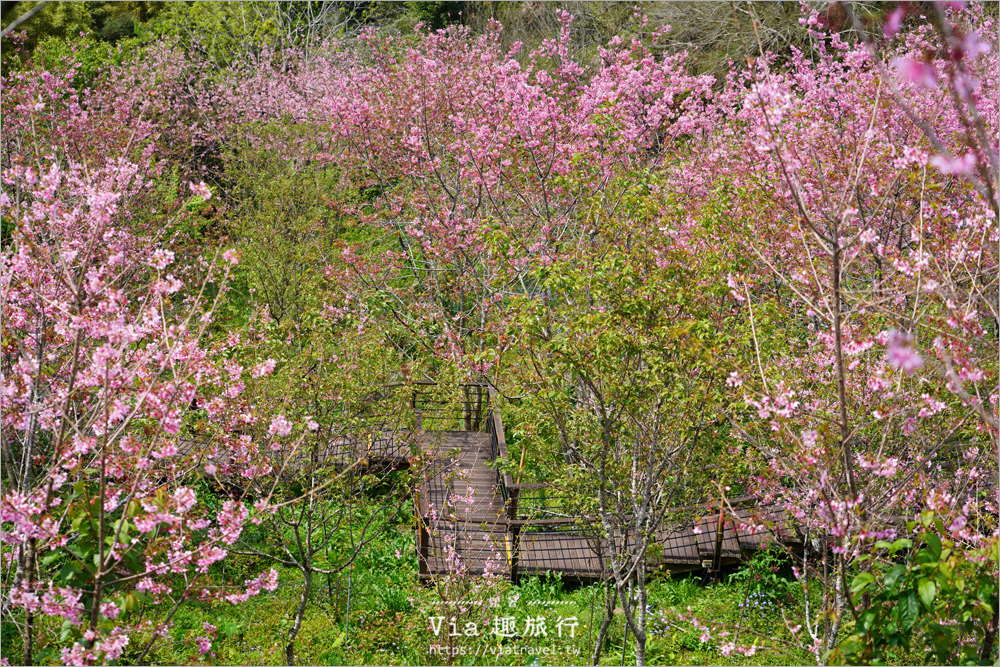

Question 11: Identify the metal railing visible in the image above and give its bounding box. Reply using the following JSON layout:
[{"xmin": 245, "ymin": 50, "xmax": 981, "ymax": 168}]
[{"xmin": 386, "ymin": 381, "xmax": 488, "ymax": 432}]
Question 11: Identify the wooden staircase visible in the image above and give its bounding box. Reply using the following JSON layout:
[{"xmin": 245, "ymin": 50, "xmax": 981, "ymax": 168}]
[
  {"xmin": 407, "ymin": 382, "xmax": 802, "ymax": 583},
  {"xmin": 415, "ymin": 430, "xmax": 511, "ymax": 578}
]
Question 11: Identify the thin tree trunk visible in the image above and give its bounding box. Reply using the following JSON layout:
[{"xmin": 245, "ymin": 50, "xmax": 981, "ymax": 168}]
[
  {"xmin": 618, "ymin": 574, "xmax": 647, "ymax": 667},
  {"xmin": 635, "ymin": 566, "xmax": 648, "ymax": 667},
  {"xmin": 286, "ymin": 569, "xmax": 312, "ymax": 666},
  {"xmin": 591, "ymin": 580, "xmax": 614, "ymax": 666},
  {"xmin": 979, "ymin": 605, "xmax": 999, "ymax": 664},
  {"xmin": 21, "ymin": 538, "xmax": 36, "ymax": 666},
  {"xmin": 824, "ymin": 557, "xmax": 844, "ymax": 661},
  {"xmin": 831, "ymin": 244, "xmax": 858, "ymax": 501}
]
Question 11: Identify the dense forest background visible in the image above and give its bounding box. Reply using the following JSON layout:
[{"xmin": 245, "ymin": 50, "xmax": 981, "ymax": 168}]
[{"xmin": 2, "ymin": 1, "xmax": 905, "ymax": 75}]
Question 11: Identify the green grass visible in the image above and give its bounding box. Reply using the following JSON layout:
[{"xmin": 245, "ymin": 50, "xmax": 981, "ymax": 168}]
[
  {"xmin": 12, "ymin": 526, "xmax": 932, "ymax": 666},
  {"xmin": 122, "ymin": 546, "xmax": 818, "ymax": 666}
]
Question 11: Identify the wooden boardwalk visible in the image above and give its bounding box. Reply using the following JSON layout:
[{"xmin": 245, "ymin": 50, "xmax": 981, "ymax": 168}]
[
  {"xmin": 415, "ymin": 430, "xmax": 512, "ymax": 578},
  {"xmin": 188, "ymin": 381, "xmax": 801, "ymax": 582},
  {"xmin": 409, "ymin": 384, "xmax": 803, "ymax": 582}
]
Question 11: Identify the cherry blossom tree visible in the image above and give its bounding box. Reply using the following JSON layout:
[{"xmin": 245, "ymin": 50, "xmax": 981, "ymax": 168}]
[
  {"xmin": 670, "ymin": 1, "xmax": 996, "ymax": 660},
  {"xmin": 0, "ymin": 159, "xmax": 278, "ymax": 665}
]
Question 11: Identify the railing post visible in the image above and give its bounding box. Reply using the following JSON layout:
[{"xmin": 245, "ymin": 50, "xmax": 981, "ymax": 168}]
[
  {"xmin": 473, "ymin": 384, "xmax": 484, "ymax": 431},
  {"xmin": 712, "ymin": 505, "xmax": 725, "ymax": 581},
  {"xmin": 462, "ymin": 384, "xmax": 472, "ymax": 431},
  {"xmin": 508, "ymin": 487, "xmax": 520, "ymax": 585},
  {"xmin": 413, "ymin": 473, "xmax": 430, "ymax": 578},
  {"xmin": 417, "ymin": 518, "xmax": 430, "ymax": 578}
]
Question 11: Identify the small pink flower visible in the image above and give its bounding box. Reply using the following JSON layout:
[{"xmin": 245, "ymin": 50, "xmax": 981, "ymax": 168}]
[
  {"xmin": 196, "ymin": 636, "xmax": 213, "ymax": 655},
  {"xmin": 886, "ymin": 330, "xmax": 924, "ymax": 375},
  {"xmin": 269, "ymin": 415, "xmax": 292, "ymax": 437},
  {"xmin": 149, "ymin": 249, "xmax": 175, "ymax": 270},
  {"xmin": 883, "ymin": 7, "xmax": 904, "ymax": 39},
  {"xmin": 252, "ymin": 359, "xmax": 277, "ymax": 378},
  {"xmin": 222, "ymin": 248, "xmax": 240, "ymax": 266},
  {"xmin": 958, "ymin": 32, "xmax": 992, "ymax": 62},
  {"xmin": 893, "ymin": 58, "xmax": 937, "ymax": 89},
  {"xmin": 173, "ymin": 487, "xmax": 197, "ymax": 514},
  {"xmin": 190, "ymin": 181, "xmax": 212, "ymax": 200},
  {"xmin": 261, "ymin": 568, "xmax": 279, "ymax": 591},
  {"xmin": 930, "ymin": 151, "xmax": 977, "ymax": 175},
  {"xmin": 726, "ymin": 274, "xmax": 746, "ymax": 301},
  {"xmin": 100, "ymin": 601, "xmax": 121, "ymax": 620}
]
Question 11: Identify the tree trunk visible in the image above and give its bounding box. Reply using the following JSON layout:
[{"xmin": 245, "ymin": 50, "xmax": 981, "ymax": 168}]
[
  {"xmin": 635, "ymin": 566, "xmax": 648, "ymax": 667},
  {"xmin": 21, "ymin": 538, "xmax": 36, "ymax": 666},
  {"xmin": 618, "ymin": 574, "xmax": 647, "ymax": 667},
  {"xmin": 831, "ymin": 243, "xmax": 858, "ymax": 501},
  {"xmin": 591, "ymin": 581, "xmax": 614, "ymax": 666},
  {"xmin": 286, "ymin": 569, "xmax": 312, "ymax": 666},
  {"xmin": 979, "ymin": 605, "xmax": 999, "ymax": 664}
]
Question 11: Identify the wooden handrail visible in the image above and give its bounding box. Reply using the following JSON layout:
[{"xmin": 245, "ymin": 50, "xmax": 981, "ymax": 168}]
[
  {"xmin": 506, "ymin": 518, "xmax": 580, "ymax": 527},
  {"xmin": 485, "ymin": 380, "xmax": 523, "ymax": 582},
  {"xmin": 384, "ymin": 380, "xmax": 489, "ymax": 388},
  {"xmin": 485, "ymin": 383, "xmax": 516, "ymax": 494}
]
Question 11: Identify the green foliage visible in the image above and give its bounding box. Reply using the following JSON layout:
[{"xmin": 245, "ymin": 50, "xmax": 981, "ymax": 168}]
[
  {"xmin": 1, "ymin": 2, "xmax": 92, "ymax": 52},
  {"xmin": 727, "ymin": 545, "xmax": 798, "ymax": 612},
  {"xmin": 146, "ymin": 1, "xmax": 280, "ymax": 65},
  {"xmin": 0, "ymin": 621, "xmax": 21, "ymax": 660},
  {"xmin": 223, "ymin": 122, "xmax": 368, "ymax": 326},
  {"xmin": 90, "ymin": 2, "xmax": 163, "ymax": 42},
  {"xmin": 508, "ymin": 176, "xmax": 742, "ymax": 521},
  {"xmin": 516, "ymin": 572, "xmax": 565, "ymax": 604},
  {"xmin": 832, "ymin": 514, "xmax": 999, "ymax": 666},
  {"xmin": 56, "ymin": 35, "xmax": 144, "ymax": 78},
  {"xmin": 406, "ymin": 1, "xmax": 465, "ymax": 31},
  {"xmin": 37, "ymin": 480, "xmax": 151, "ymax": 647}
]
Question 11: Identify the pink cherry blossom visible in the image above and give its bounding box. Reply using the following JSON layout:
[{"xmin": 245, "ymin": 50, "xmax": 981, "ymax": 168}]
[
  {"xmin": 886, "ymin": 330, "xmax": 925, "ymax": 375},
  {"xmin": 893, "ymin": 57, "xmax": 938, "ymax": 89},
  {"xmin": 268, "ymin": 414, "xmax": 293, "ymax": 436},
  {"xmin": 252, "ymin": 358, "xmax": 277, "ymax": 378}
]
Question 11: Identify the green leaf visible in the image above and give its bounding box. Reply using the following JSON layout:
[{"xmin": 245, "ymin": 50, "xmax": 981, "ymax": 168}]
[
  {"xmin": 33, "ymin": 648, "xmax": 56, "ymax": 663},
  {"xmin": 889, "ymin": 538, "xmax": 912, "ymax": 555},
  {"xmin": 884, "ymin": 564, "xmax": 907, "ymax": 588},
  {"xmin": 925, "ymin": 533, "xmax": 942, "ymax": 561},
  {"xmin": 899, "ymin": 591, "xmax": 920, "ymax": 632},
  {"xmin": 54, "ymin": 562, "xmax": 81, "ymax": 585},
  {"xmin": 220, "ymin": 621, "xmax": 242, "ymax": 637},
  {"xmin": 851, "ymin": 572, "xmax": 875, "ymax": 594},
  {"xmin": 856, "ymin": 609, "xmax": 877, "ymax": 635},
  {"xmin": 918, "ymin": 578, "xmax": 936, "ymax": 611},
  {"xmin": 332, "ymin": 631, "xmax": 346, "ymax": 649}
]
